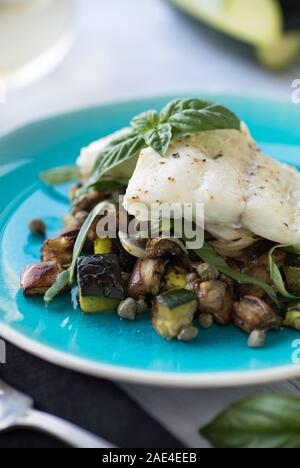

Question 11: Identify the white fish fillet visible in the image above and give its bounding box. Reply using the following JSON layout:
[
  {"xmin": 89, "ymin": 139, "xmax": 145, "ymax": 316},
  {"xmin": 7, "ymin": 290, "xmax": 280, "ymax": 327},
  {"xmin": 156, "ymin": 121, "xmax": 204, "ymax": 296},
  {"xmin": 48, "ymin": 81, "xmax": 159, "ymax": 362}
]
[{"xmin": 123, "ymin": 125, "xmax": 300, "ymax": 246}]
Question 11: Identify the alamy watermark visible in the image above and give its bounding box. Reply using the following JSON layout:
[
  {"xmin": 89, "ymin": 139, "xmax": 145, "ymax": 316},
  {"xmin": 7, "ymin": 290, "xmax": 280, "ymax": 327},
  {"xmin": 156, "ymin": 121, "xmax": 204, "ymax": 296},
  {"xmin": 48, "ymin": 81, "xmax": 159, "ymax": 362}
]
[
  {"xmin": 292, "ymin": 339, "xmax": 300, "ymax": 365},
  {"xmin": 96, "ymin": 198, "xmax": 205, "ymax": 250}
]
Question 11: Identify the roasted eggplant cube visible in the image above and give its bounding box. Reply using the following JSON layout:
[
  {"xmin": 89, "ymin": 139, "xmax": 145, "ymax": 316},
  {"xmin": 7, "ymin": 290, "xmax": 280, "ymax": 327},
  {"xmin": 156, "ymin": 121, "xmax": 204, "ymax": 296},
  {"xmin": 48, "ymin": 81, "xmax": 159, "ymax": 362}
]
[
  {"xmin": 128, "ymin": 258, "xmax": 166, "ymax": 300},
  {"xmin": 21, "ymin": 262, "xmax": 63, "ymax": 297},
  {"xmin": 42, "ymin": 237, "xmax": 74, "ymax": 266},
  {"xmin": 152, "ymin": 289, "xmax": 197, "ymax": 340},
  {"xmin": 77, "ymin": 254, "xmax": 125, "ymax": 313}
]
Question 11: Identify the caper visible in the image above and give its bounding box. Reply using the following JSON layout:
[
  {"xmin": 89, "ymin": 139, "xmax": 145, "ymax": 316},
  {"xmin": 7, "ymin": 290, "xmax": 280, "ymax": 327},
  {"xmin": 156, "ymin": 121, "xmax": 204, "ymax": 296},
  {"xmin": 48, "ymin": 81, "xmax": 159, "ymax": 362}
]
[
  {"xmin": 136, "ymin": 299, "xmax": 148, "ymax": 315},
  {"xmin": 199, "ymin": 313, "xmax": 213, "ymax": 329},
  {"xmin": 195, "ymin": 263, "xmax": 219, "ymax": 281},
  {"xmin": 177, "ymin": 326, "xmax": 198, "ymax": 342},
  {"xmin": 117, "ymin": 298, "xmax": 137, "ymax": 321},
  {"xmin": 28, "ymin": 219, "xmax": 46, "ymax": 236},
  {"xmin": 248, "ymin": 330, "xmax": 266, "ymax": 348}
]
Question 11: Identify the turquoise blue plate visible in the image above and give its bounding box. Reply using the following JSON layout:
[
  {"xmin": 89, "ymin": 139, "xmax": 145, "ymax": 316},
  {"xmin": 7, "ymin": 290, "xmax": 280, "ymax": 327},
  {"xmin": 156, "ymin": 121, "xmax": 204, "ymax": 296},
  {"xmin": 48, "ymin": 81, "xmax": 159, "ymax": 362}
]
[{"xmin": 1, "ymin": 93, "xmax": 300, "ymax": 387}]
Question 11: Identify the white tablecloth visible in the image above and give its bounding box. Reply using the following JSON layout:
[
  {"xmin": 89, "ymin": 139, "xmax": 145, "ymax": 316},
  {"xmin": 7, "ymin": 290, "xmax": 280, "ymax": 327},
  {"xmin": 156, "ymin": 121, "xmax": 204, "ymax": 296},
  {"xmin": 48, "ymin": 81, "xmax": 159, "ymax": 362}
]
[{"xmin": 1, "ymin": 0, "xmax": 300, "ymax": 448}]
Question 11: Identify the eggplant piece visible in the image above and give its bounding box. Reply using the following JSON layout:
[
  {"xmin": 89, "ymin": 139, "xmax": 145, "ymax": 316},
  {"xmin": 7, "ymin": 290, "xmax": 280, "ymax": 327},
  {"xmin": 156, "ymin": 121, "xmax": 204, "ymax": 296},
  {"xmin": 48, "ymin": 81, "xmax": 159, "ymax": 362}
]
[
  {"xmin": 42, "ymin": 237, "xmax": 74, "ymax": 267},
  {"xmin": 71, "ymin": 190, "xmax": 104, "ymax": 216},
  {"xmin": 146, "ymin": 238, "xmax": 181, "ymax": 258},
  {"xmin": 233, "ymin": 296, "xmax": 282, "ymax": 333},
  {"xmin": 198, "ymin": 280, "xmax": 233, "ymax": 326},
  {"xmin": 77, "ymin": 254, "xmax": 125, "ymax": 313},
  {"xmin": 21, "ymin": 262, "xmax": 63, "ymax": 297},
  {"xmin": 112, "ymin": 238, "xmax": 136, "ymax": 273},
  {"xmin": 60, "ymin": 226, "xmax": 80, "ymax": 241},
  {"xmin": 152, "ymin": 289, "xmax": 197, "ymax": 340},
  {"xmin": 127, "ymin": 258, "xmax": 167, "ymax": 300},
  {"xmin": 186, "ymin": 279, "xmax": 233, "ymax": 326}
]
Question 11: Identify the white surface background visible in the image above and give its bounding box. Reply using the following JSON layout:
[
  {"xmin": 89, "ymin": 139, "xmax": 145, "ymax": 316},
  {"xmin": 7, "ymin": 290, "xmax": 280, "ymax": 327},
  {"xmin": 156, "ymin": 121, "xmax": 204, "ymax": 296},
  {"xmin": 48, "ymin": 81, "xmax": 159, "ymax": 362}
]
[{"xmin": 1, "ymin": 0, "xmax": 300, "ymax": 448}]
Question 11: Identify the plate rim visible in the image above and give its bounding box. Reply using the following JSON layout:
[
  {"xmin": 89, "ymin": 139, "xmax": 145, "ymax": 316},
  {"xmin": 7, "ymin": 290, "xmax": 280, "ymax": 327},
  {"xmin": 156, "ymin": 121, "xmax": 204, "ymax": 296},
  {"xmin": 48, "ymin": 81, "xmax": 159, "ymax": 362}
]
[
  {"xmin": 1, "ymin": 323, "xmax": 300, "ymax": 388},
  {"xmin": 1, "ymin": 92, "xmax": 300, "ymax": 388}
]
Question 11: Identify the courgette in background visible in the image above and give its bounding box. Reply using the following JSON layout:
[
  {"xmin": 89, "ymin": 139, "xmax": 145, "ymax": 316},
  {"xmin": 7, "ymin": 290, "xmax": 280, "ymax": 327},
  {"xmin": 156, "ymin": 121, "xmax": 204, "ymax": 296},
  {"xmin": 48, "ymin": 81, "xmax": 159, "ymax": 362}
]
[{"xmin": 169, "ymin": 0, "xmax": 300, "ymax": 69}]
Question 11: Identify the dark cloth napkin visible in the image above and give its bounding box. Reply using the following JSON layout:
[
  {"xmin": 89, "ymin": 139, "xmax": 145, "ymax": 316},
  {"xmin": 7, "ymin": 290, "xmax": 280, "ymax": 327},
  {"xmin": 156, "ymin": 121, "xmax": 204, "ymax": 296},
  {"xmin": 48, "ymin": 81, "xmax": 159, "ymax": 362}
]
[{"xmin": 0, "ymin": 341, "xmax": 183, "ymax": 449}]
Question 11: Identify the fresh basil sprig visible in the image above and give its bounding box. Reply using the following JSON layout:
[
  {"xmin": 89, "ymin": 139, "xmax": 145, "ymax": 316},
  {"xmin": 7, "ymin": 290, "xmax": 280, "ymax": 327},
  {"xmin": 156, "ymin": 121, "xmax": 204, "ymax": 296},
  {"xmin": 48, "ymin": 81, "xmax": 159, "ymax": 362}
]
[
  {"xmin": 40, "ymin": 165, "xmax": 79, "ymax": 186},
  {"xmin": 268, "ymin": 244, "xmax": 300, "ymax": 301},
  {"xmin": 44, "ymin": 201, "xmax": 112, "ymax": 305},
  {"xmin": 88, "ymin": 130, "xmax": 145, "ymax": 187},
  {"xmin": 195, "ymin": 242, "xmax": 280, "ymax": 306},
  {"xmin": 82, "ymin": 98, "xmax": 241, "ymax": 192},
  {"xmin": 160, "ymin": 98, "xmax": 241, "ymax": 137},
  {"xmin": 200, "ymin": 395, "xmax": 300, "ymax": 449}
]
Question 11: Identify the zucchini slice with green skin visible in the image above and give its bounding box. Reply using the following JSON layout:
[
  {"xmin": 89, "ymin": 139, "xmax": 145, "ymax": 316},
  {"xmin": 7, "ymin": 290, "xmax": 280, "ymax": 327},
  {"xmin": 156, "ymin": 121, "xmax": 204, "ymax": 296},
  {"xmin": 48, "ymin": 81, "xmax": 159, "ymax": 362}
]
[
  {"xmin": 152, "ymin": 289, "xmax": 198, "ymax": 340},
  {"xmin": 77, "ymin": 254, "xmax": 125, "ymax": 313},
  {"xmin": 256, "ymin": 31, "xmax": 300, "ymax": 71},
  {"xmin": 94, "ymin": 238, "xmax": 113, "ymax": 255},
  {"xmin": 165, "ymin": 266, "xmax": 187, "ymax": 291},
  {"xmin": 169, "ymin": 0, "xmax": 282, "ymax": 45}
]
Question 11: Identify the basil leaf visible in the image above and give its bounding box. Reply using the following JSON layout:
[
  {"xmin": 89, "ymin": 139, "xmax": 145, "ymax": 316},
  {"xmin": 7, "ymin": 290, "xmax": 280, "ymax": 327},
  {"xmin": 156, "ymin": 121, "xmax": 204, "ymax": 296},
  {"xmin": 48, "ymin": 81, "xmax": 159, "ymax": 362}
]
[
  {"xmin": 40, "ymin": 165, "xmax": 79, "ymax": 186},
  {"xmin": 132, "ymin": 111, "xmax": 172, "ymax": 156},
  {"xmin": 200, "ymin": 395, "xmax": 300, "ymax": 449},
  {"xmin": 89, "ymin": 132, "xmax": 145, "ymax": 186},
  {"xmin": 144, "ymin": 123, "xmax": 172, "ymax": 156},
  {"xmin": 92, "ymin": 177, "xmax": 127, "ymax": 194},
  {"xmin": 195, "ymin": 243, "xmax": 280, "ymax": 306},
  {"xmin": 160, "ymin": 98, "xmax": 241, "ymax": 135},
  {"xmin": 268, "ymin": 244, "xmax": 300, "ymax": 300},
  {"xmin": 131, "ymin": 110, "xmax": 159, "ymax": 132},
  {"xmin": 44, "ymin": 201, "xmax": 112, "ymax": 305}
]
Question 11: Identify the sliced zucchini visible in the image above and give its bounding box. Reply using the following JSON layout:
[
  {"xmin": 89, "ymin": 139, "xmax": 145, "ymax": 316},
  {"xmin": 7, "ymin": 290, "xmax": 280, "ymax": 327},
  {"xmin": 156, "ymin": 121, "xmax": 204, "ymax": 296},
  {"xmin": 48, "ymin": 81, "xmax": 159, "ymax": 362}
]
[
  {"xmin": 284, "ymin": 310, "xmax": 300, "ymax": 331},
  {"xmin": 169, "ymin": 0, "xmax": 282, "ymax": 45},
  {"xmin": 79, "ymin": 296, "xmax": 121, "ymax": 314},
  {"xmin": 77, "ymin": 254, "xmax": 124, "ymax": 313},
  {"xmin": 94, "ymin": 238, "xmax": 113, "ymax": 255},
  {"xmin": 256, "ymin": 31, "xmax": 300, "ymax": 70},
  {"xmin": 165, "ymin": 266, "xmax": 187, "ymax": 291},
  {"xmin": 152, "ymin": 289, "xmax": 197, "ymax": 340}
]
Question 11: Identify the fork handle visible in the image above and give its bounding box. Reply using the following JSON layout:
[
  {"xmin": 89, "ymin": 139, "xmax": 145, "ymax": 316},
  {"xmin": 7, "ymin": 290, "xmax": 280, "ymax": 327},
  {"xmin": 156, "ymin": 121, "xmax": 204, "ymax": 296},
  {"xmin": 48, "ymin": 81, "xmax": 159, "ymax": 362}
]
[{"xmin": 18, "ymin": 409, "xmax": 115, "ymax": 448}]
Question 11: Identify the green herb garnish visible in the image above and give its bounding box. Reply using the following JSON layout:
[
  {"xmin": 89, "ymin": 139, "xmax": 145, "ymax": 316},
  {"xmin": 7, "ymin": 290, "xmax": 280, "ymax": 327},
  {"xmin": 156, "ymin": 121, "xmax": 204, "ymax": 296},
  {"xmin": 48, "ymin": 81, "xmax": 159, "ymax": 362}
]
[
  {"xmin": 40, "ymin": 165, "xmax": 79, "ymax": 186},
  {"xmin": 200, "ymin": 395, "xmax": 300, "ymax": 449},
  {"xmin": 194, "ymin": 242, "xmax": 280, "ymax": 306},
  {"xmin": 44, "ymin": 201, "xmax": 111, "ymax": 305}
]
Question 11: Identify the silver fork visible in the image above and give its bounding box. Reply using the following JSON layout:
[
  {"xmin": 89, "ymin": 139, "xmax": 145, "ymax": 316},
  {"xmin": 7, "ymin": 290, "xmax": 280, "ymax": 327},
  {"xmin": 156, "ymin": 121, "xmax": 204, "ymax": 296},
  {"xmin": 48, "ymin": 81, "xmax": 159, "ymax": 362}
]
[{"xmin": 0, "ymin": 379, "xmax": 115, "ymax": 448}]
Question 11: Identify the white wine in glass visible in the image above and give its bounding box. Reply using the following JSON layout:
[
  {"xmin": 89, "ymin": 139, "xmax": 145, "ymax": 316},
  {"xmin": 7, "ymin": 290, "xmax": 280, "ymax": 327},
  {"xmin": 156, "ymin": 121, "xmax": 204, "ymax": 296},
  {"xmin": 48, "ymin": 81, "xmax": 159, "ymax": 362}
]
[{"xmin": 0, "ymin": 0, "xmax": 75, "ymax": 90}]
